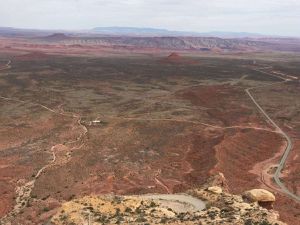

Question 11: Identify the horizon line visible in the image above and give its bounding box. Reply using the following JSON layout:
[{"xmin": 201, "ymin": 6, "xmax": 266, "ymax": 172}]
[{"xmin": 0, "ymin": 26, "xmax": 299, "ymax": 38}]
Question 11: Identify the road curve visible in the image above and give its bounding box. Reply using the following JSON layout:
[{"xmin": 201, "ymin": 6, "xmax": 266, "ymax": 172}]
[
  {"xmin": 0, "ymin": 60, "xmax": 11, "ymax": 71},
  {"xmin": 138, "ymin": 194, "xmax": 206, "ymax": 212},
  {"xmin": 246, "ymin": 69, "xmax": 300, "ymax": 202}
]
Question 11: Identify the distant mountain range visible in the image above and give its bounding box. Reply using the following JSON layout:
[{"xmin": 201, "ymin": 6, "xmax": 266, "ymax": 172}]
[
  {"xmin": 32, "ymin": 34, "xmax": 300, "ymax": 52},
  {"xmin": 1, "ymin": 26, "xmax": 300, "ymax": 52},
  {"xmin": 91, "ymin": 27, "xmax": 266, "ymax": 38},
  {"xmin": 0, "ymin": 26, "xmax": 285, "ymax": 38}
]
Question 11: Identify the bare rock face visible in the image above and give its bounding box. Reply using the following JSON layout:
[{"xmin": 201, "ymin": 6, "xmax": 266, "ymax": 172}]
[
  {"xmin": 243, "ymin": 189, "xmax": 276, "ymax": 202},
  {"xmin": 243, "ymin": 189, "xmax": 276, "ymax": 210},
  {"xmin": 203, "ymin": 172, "xmax": 229, "ymax": 192},
  {"xmin": 207, "ymin": 186, "xmax": 223, "ymax": 194}
]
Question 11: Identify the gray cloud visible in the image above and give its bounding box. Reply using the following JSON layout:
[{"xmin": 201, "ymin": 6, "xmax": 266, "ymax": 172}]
[{"xmin": 0, "ymin": 0, "xmax": 300, "ymax": 36}]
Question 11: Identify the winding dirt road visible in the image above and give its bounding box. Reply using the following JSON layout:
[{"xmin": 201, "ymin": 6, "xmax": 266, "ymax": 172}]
[
  {"xmin": 106, "ymin": 115, "xmax": 280, "ymax": 134},
  {"xmin": 0, "ymin": 60, "xmax": 11, "ymax": 71},
  {"xmin": 0, "ymin": 60, "xmax": 88, "ymax": 223}
]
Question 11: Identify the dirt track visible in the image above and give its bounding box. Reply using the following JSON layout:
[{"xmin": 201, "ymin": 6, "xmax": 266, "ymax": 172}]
[
  {"xmin": 0, "ymin": 60, "xmax": 88, "ymax": 223},
  {"xmin": 139, "ymin": 193, "xmax": 206, "ymax": 212}
]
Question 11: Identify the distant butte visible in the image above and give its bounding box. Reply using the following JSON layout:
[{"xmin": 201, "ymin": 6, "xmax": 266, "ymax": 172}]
[
  {"xmin": 167, "ymin": 52, "xmax": 181, "ymax": 60},
  {"xmin": 161, "ymin": 52, "xmax": 197, "ymax": 65},
  {"xmin": 42, "ymin": 33, "xmax": 70, "ymax": 41},
  {"xmin": 160, "ymin": 52, "xmax": 182, "ymax": 64}
]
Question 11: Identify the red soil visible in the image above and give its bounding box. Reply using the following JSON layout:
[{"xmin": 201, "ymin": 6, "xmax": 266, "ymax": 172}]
[
  {"xmin": 177, "ymin": 84, "xmax": 300, "ymax": 224},
  {"xmin": 178, "ymin": 85, "xmax": 267, "ymax": 127},
  {"xmin": 31, "ymin": 120, "xmax": 222, "ymax": 201},
  {"xmin": 211, "ymin": 129, "xmax": 300, "ymax": 224},
  {"xmin": 274, "ymin": 195, "xmax": 300, "ymax": 225},
  {"xmin": 0, "ymin": 156, "xmax": 29, "ymax": 217},
  {"xmin": 179, "ymin": 85, "xmax": 238, "ymax": 108},
  {"xmin": 0, "ymin": 113, "xmax": 73, "ymax": 218},
  {"xmin": 211, "ymin": 129, "xmax": 284, "ymax": 192},
  {"xmin": 14, "ymin": 52, "xmax": 49, "ymax": 61}
]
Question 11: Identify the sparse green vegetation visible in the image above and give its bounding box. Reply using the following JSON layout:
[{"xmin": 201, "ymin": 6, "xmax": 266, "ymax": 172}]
[{"xmin": 43, "ymin": 207, "xmax": 50, "ymax": 212}]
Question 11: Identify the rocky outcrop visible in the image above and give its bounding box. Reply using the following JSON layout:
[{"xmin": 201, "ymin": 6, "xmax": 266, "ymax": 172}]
[
  {"xmin": 207, "ymin": 186, "xmax": 223, "ymax": 194},
  {"xmin": 243, "ymin": 189, "xmax": 276, "ymax": 209},
  {"xmin": 204, "ymin": 172, "xmax": 229, "ymax": 191},
  {"xmin": 51, "ymin": 174, "xmax": 285, "ymax": 225},
  {"xmin": 243, "ymin": 189, "xmax": 276, "ymax": 203}
]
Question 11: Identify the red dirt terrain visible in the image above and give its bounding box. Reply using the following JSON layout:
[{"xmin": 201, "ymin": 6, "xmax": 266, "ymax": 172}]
[
  {"xmin": 32, "ymin": 120, "xmax": 221, "ymax": 198},
  {"xmin": 178, "ymin": 84, "xmax": 300, "ymax": 224},
  {"xmin": 160, "ymin": 52, "xmax": 197, "ymax": 65},
  {"xmin": 177, "ymin": 85, "xmax": 268, "ymax": 127},
  {"xmin": 243, "ymin": 79, "xmax": 300, "ymax": 224},
  {"xmin": 0, "ymin": 103, "xmax": 75, "ymax": 218},
  {"xmin": 211, "ymin": 129, "xmax": 284, "ymax": 191},
  {"xmin": 14, "ymin": 52, "xmax": 50, "ymax": 61},
  {"xmin": 0, "ymin": 48, "xmax": 299, "ymax": 224}
]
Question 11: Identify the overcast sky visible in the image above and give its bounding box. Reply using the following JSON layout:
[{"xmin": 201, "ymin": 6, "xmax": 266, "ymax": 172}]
[{"xmin": 1, "ymin": 0, "xmax": 300, "ymax": 36}]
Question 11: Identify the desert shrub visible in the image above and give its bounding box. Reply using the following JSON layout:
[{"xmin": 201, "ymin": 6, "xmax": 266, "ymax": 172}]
[
  {"xmin": 150, "ymin": 201, "xmax": 156, "ymax": 207},
  {"xmin": 135, "ymin": 216, "xmax": 147, "ymax": 222},
  {"xmin": 259, "ymin": 221, "xmax": 272, "ymax": 225},
  {"xmin": 160, "ymin": 217, "xmax": 168, "ymax": 223},
  {"xmin": 150, "ymin": 209, "xmax": 156, "ymax": 213},
  {"xmin": 135, "ymin": 207, "xmax": 142, "ymax": 214},
  {"xmin": 96, "ymin": 215, "xmax": 108, "ymax": 223},
  {"xmin": 30, "ymin": 193, "xmax": 37, "ymax": 198},
  {"xmin": 59, "ymin": 214, "xmax": 68, "ymax": 221},
  {"xmin": 26, "ymin": 201, "xmax": 32, "ymax": 207},
  {"xmin": 116, "ymin": 216, "xmax": 124, "ymax": 224},
  {"xmin": 69, "ymin": 194, "xmax": 76, "ymax": 200}
]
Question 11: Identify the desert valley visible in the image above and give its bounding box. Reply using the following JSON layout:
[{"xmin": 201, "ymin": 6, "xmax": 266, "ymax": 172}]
[{"xmin": 0, "ymin": 28, "xmax": 300, "ymax": 225}]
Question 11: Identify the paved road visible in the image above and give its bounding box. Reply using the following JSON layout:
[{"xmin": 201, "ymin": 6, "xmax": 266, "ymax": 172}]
[{"xmin": 246, "ymin": 69, "xmax": 300, "ymax": 202}]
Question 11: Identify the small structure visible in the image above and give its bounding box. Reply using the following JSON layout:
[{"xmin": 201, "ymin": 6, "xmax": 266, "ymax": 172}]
[{"xmin": 89, "ymin": 119, "xmax": 102, "ymax": 126}]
